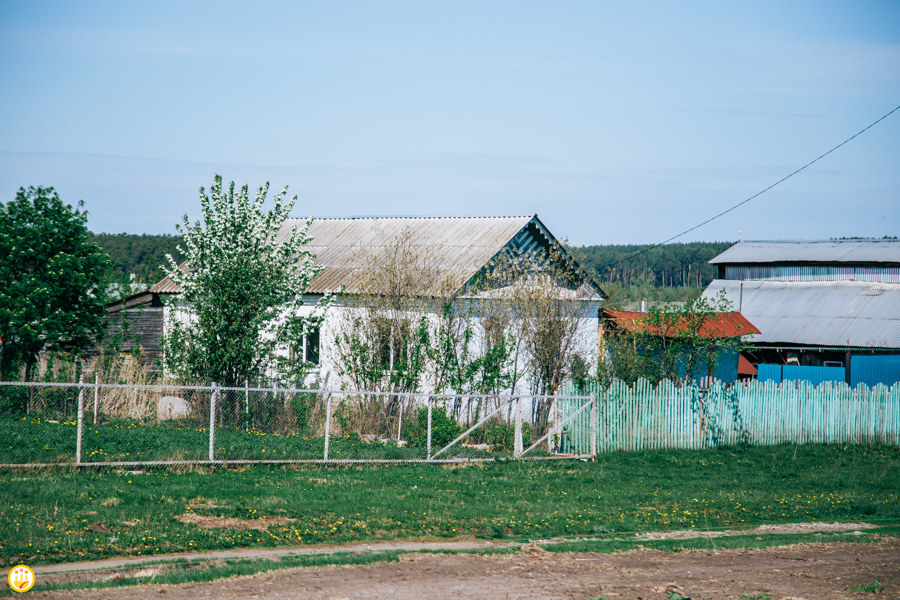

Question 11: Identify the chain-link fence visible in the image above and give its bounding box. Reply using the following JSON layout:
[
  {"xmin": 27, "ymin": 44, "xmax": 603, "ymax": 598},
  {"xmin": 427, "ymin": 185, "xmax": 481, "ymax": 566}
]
[{"xmin": 0, "ymin": 381, "xmax": 596, "ymax": 468}]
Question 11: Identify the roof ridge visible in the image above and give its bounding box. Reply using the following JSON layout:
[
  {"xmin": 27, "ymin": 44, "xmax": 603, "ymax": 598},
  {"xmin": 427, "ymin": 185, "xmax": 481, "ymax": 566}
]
[
  {"xmin": 738, "ymin": 239, "xmax": 900, "ymax": 244},
  {"xmin": 285, "ymin": 215, "xmax": 535, "ymax": 221}
]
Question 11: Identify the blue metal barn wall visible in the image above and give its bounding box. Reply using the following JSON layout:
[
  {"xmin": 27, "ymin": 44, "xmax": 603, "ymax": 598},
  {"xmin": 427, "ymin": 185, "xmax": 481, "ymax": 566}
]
[
  {"xmin": 758, "ymin": 358, "xmax": 900, "ymax": 387},
  {"xmin": 756, "ymin": 364, "xmax": 846, "ymax": 385},
  {"xmin": 851, "ymin": 355, "xmax": 900, "ymax": 387}
]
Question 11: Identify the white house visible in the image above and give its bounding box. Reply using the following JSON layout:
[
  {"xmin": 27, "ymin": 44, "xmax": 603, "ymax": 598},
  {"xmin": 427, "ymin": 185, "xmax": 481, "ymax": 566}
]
[{"xmin": 142, "ymin": 215, "xmax": 606, "ymax": 393}]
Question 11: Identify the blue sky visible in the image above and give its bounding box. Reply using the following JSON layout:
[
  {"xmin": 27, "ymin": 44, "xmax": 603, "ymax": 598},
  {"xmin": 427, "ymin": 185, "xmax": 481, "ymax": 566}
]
[{"xmin": 1, "ymin": 1, "xmax": 898, "ymax": 245}]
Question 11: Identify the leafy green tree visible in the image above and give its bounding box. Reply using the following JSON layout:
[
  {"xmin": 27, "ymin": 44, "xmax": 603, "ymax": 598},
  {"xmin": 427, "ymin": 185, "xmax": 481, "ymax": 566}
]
[
  {"xmin": 600, "ymin": 291, "xmax": 749, "ymax": 386},
  {"xmin": 639, "ymin": 291, "xmax": 746, "ymax": 384},
  {"xmin": 596, "ymin": 327, "xmax": 651, "ymax": 386},
  {"xmin": 0, "ymin": 186, "xmax": 109, "ymax": 380},
  {"xmin": 163, "ymin": 175, "xmax": 329, "ymax": 387}
]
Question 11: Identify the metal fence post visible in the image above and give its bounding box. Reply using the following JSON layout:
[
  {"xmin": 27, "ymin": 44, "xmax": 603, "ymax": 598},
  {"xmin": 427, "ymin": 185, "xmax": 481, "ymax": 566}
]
[
  {"xmin": 93, "ymin": 373, "xmax": 99, "ymax": 425},
  {"xmin": 396, "ymin": 393, "xmax": 404, "ymax": 442},
  {"xmin": 426, "ymin": 397, "xmax": 433, "ymax": 460},
  {"xmin": 589, "ymin": 393, "xmax": 597, "ymax": 461},
  {"xmin": 514, "ymin": 397, "xmax": 523, "ymax": 458},
  {"xmin": 76, "ymin": 375, "xmax": 84, "ymax": 466},
  {"xmin": 323, "ymin": 392, "xmax": 333, "ymax": 462},
  {"xmin": 244, "ymin": 379, "xmax": 249, "ymax": 432},
  {"xmin": 552, "ymin": 390, "xmax": 560, "ymax": 452},
  {"xmin": 274, "ymin": 381, "xmax": 281, "ymax": 433},
  {"xmin": 278, "ymin": 381, "xmax": 286, "ymax": 416},
  {"xmin": 209, "ymin": 382, "xmax": 217, "ymax": 462}
]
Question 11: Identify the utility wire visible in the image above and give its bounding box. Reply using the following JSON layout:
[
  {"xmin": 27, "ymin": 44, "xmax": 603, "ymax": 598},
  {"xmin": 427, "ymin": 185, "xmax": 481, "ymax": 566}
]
[{"xmin": 600, "ymin": 103, "xmax": 900, "ymax": 288}]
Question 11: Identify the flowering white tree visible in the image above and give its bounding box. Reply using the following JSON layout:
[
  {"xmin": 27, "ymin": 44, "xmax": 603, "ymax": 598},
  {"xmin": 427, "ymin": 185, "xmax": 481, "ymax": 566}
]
[{"xmin": 163, "ymin": 175, "xmax": 328, "ymax": 387}]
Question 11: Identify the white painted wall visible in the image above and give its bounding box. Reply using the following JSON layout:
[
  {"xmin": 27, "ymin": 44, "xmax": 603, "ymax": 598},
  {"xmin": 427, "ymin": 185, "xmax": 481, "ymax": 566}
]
[
  {"xmin": 309, "ymin": 297, "xmax": 601, "ymax": 395},
  {"xmin": 161, "ymin": 295, "xmax": 601, "ymax": 395}
]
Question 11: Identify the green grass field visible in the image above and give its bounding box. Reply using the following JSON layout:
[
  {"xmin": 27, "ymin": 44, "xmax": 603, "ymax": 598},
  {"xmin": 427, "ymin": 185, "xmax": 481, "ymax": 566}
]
[{"xmin": 0, "ymin": 442, "xmax": 897, "ymax": 567}]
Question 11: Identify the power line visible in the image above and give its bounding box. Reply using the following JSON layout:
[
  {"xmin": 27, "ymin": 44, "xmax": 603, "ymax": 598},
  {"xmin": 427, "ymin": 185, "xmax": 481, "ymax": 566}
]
[{"xmin": 604, "ymin": 103, "xmax": 900, "ymax": 274}]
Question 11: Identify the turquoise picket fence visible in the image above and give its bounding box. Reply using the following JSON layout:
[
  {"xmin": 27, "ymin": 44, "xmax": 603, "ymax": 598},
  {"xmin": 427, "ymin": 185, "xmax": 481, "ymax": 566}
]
[{"xmin": 558, "ymin": 379, "xmax": 900, "ymax": 453}]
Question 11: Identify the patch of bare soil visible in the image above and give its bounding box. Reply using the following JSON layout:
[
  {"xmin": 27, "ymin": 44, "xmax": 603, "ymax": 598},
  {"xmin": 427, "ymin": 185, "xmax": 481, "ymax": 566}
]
[
  {"xmin": 636, "ymin": 521, "xmax": 878, "ymax": 540},
  {"xmin": 173, "ymin": 513, "xmax": 296, "ymax": 531},
  {"xmin": 29, "ymin": 540, "xmax": 900, "ymax": 600}
]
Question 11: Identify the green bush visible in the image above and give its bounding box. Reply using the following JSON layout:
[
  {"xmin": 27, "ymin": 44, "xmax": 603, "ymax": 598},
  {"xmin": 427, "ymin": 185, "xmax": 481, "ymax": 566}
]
[
  {"xmin": 404, "ymin": 406, "xmax": 462, "ymax": 448},
  {"xmin": 468, "ymin": 419, "xmax": 532, "ymax": 451},
  {"xmin": 404, "ymin": 409, "xmax": 533, "ymax": 452},
  {"xmin": 0, "ymin": 385, "xmax": 28, "ymax": 416},
  {"xmin": 290, "ymin": 392, "xmax": 317, "ymax": 435}
]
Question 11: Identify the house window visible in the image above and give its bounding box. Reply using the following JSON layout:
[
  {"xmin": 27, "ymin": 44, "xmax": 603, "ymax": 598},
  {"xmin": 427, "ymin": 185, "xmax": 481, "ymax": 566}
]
[
  {"xmin": 292, "ymin": 326, "xmax": 320, "ymax": 366},
  {"xmin": 304, "ymin": 327, "xmax": 320, "ymax": 366}
]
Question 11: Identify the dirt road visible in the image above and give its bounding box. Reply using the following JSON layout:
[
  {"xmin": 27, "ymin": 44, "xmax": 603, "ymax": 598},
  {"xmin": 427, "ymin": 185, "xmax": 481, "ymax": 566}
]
[{"xmin": 30, "ymin": 539, "xmax": 899, "ymax": 600}]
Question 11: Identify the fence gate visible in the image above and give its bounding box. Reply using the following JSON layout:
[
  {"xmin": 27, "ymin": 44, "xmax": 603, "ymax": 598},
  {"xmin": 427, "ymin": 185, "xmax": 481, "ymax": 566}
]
[{"xmin": 553, "ymin": 394, "xmax": 597, "ymax": 458}]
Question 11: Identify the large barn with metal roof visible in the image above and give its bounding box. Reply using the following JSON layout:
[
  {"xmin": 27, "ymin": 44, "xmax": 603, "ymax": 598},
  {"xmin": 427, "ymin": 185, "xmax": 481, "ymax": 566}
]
[{"xmin": 702, "ymin": 239, "xmax": 900, "ymax": 386}]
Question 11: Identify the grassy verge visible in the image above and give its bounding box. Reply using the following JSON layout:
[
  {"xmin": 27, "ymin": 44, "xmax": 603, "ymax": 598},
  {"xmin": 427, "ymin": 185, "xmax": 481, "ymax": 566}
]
[{"xmin": 0, "ymin": 443, "xmax": 897, "ymax": 567}]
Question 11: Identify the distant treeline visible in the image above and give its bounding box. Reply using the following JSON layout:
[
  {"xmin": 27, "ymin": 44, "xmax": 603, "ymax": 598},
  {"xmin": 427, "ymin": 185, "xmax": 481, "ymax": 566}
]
[
  {"xmin": 89, "ymin": 233, "xmax": 183, "ymax": 283},
  {"xmin": 90, "ymin": 233, "xmax": 734, "ymax": 292},
  {"xmin": 575, "ymin": 241, "xmax": 734, "ymax": 288}
]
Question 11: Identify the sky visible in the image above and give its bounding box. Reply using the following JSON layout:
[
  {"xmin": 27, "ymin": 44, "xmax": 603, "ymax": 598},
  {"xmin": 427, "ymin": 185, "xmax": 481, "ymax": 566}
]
[{"xmin": 1, "ymin": 1, "xmax": 898, "ymax": 246}]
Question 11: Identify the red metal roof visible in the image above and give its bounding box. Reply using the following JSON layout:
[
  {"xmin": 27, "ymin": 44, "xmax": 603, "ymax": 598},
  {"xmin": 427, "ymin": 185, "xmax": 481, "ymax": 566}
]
[
  {"xmin": 738, "ymin": 355, "xmax": 758, "ymax": 376},
  {"xmin": 602, "ymin": 309, "xmax": 760, "ymax": 338}
]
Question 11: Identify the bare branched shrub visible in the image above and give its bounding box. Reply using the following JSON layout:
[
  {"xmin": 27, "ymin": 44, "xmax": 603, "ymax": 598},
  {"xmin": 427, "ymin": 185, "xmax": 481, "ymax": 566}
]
[
  {"xmin": 331, "ymin": 225, "xmax": 466, "ymax": 436},
  {"xmin": 476, "ymin": 249, "xmax": 599, "ymax": 433}
]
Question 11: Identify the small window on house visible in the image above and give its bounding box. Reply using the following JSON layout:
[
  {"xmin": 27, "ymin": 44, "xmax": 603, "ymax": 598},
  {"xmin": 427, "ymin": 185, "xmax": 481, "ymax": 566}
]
[
  {"xmin": 305, "ymin": 327, "xmax": 320, "ymax": 366},
  {"xmin": 292, "ymin": 326, "xmax": 320, "ymax": 366}
]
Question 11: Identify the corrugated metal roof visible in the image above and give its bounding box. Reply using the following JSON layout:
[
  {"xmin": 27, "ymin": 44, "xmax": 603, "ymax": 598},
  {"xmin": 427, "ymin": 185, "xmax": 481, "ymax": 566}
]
[
  {"xmin": 709, "ymin": 240, "xmax": 900, "ymax": 265},
  {"xmin": 150, "ymin": 268, "xmax": 183, "ymax": 294},
  {"xmin": 702, "ymin": 280, "xmax": 900, "ymax": 349},
  {"xmin": 297, "ymin": 216, "xmax": 534, "ymax": 294},
  {"xmin": 602, "ymin": 310, "xmax": 759, "ymax": 338},
  {"xmin": 150, "ymin": 215, "xmax": 604, "ymax": 298}
]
